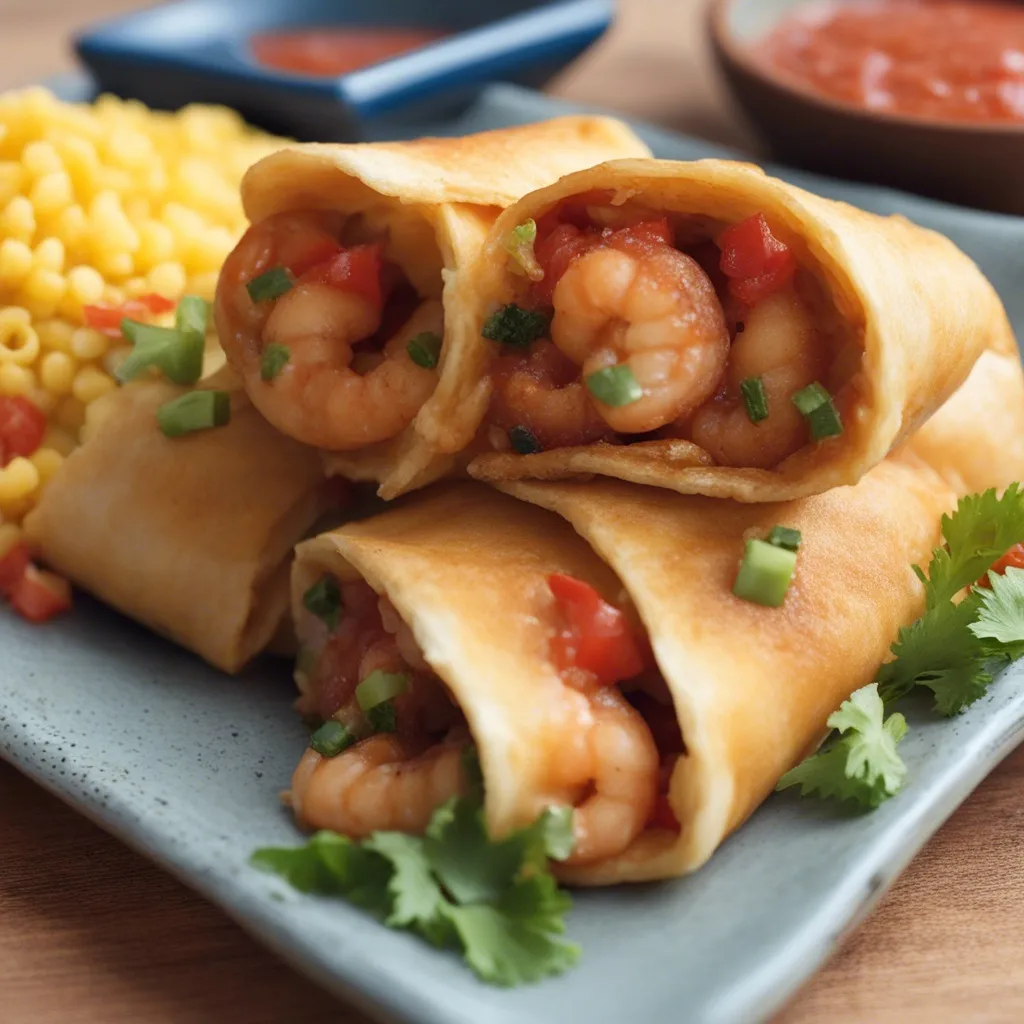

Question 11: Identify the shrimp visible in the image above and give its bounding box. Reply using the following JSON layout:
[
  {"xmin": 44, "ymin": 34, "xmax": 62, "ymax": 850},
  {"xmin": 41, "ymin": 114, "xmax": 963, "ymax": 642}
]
[
  {"xmin": 488, "ymin": 341, "xmax": 609, "ymax": 449},
  {"xmin": 550, "ymin": 246, "xmax": 730, "ymax": 435},
  {"xmin": 290, "ymin": 732, "xmax": 468, "ymax": 838},
  {"xmin": 562, "ymin": 689, "xmax": 659, "ymax": 866},
  {"xmin": 689, "ymin": 285, "xmax": 825, "ymax": 468}
]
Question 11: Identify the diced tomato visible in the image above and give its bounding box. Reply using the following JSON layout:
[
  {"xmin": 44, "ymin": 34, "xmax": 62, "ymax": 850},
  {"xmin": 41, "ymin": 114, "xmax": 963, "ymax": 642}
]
[
  {"xmin": 0, "ymin": 541, "xmax": 31, "ymax": 598},
  {"xmin": 0, "ymin": 396, "xmax": 47, "ymax": 465},
  {"xmin": 717, "ymin": 213, "xmax": 796, "ymax": 306},
  {"xmin": 7, "ymin": 565, "xmax": 71, "ymax": 623},
  {"xmin": 548, "ymin": 573, "xmax": 645, "ymax": 687},
  {"xmin": 978, "ymin": 543, "xmax": 1024, "ymax": 587},
  {"xmin": 83, "ymin": 293, "xmax": 177, "ymax": 336},
  {"xmin": 300, "ymin": 243, "xmax": 385, "ymax": 308}
]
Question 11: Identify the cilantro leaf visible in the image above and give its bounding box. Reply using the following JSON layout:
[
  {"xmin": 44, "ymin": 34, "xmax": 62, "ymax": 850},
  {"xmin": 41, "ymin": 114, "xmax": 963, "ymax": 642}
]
[
  {"xmin": 777, "ymin": 684, "xmax": 908, "ymax": 809},
  {"xmin": 876, "ymin": 589, "xmax": 993, "ymax": 713},
  {"xmin": 922, "ymin": 484, "xmax": 1024, "ymax": 607},
  {"xmin": 970, "ymin": 566, "xmax": 1024, "ymax": 660},
  {"xmin": 252, "ymin": 770, "xmax": 578, "ymax": 986},
  {"xmin": 481, "ymin": 304, "xmax": 551, "ymax": 348}
]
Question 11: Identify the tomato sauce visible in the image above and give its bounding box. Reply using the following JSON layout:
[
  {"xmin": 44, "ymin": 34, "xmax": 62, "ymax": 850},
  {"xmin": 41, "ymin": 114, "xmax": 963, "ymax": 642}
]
[
  {"xmin": 758, "ymin": 0, "xmax": 1024, "ymax": 123},
  {"xmin": 251, "ymin": 28, "xmax": 447, "ymax": 77}
]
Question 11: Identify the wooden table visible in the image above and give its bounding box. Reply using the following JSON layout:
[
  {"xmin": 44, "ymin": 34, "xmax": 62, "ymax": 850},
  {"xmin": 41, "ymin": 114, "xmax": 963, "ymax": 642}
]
[{"xmin": 2, "ymin": 2, "xmax": 1022, "ymax": 1021}]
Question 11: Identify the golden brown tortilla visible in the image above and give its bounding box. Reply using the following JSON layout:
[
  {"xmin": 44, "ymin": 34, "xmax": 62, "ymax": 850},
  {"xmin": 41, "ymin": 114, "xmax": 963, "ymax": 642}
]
[
  {"xmin": 229, "ymin": 119, "xmax": 651, "ymax": 498},
  {"xmin": 25, "ymin": 372, "xmax": 331, "ymax": 673},
  {"xmin": 466, "ymin": 158, "xmax": 1014, "ymax": 500}
]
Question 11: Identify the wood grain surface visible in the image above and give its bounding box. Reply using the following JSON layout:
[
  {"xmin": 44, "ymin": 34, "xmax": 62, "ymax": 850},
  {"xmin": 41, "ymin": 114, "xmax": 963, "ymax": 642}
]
[{"xmin": 1, "ymin": 1, "xmax": 1022, "ymax": 1022}]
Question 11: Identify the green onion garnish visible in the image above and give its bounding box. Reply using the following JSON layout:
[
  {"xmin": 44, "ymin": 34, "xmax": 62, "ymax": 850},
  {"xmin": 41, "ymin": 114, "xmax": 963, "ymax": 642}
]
[
  {"xmin": 792, "ymin": 382, "xmax": 843, "ymax": 441},
  {"xmin": 733, "ymin": 538, "xmax": 797, "ymax": 607},
  {"xmin": 740, "ymin": 376, "xmax": 768, "ymax": 423},
  {"xmin": 406, "ymin": 331, "xmax": 442, "ymax": 369},
  {"xmin": 356, "ymin": 669, "xmax": 409, "ymax": 712},
  {"xmin": 481, "ymin": 304, "xmax": 550, "ymax": 348},
  {"xmin": 117, "ymin": 320, "xmax": 205, "ymax": 386},
  {"xmin": 509, "ymin": 425, "xmax": 542, "ymax": 454},
  {"xmin": 302, "ymin": 576, "xmax": 341, "ymax": 631},
  {"xmin": 503, "ymin": 219, "xmax": 543, "ymax": 281},
  {"xmin": 367, "ymin": 700, "xmax": 397, "ymax": 735},
  {"xmin": 247, "ymin": 266, "xmax": 294, "ymax": 303},
  {"xmin": 310, "ymin": 720, "xmax": 356, "ymax": 758},
  {"xmin": 260, "ymin": 343, "xmax": 291, "ymax": 381},
  {"xmin": 175, "ymin": 294, "xmax": 210, "ymax": 338},
  {"xmin": 156, "ymin": 390, "xmax": 231, "ymax": 438},
  {"xmin": 585, "ymin": 365, "xmax": 643, "ymax": 408},
  {"xmin": 767, "ymin": 525, "xmax": 802, "ymax": 552}
]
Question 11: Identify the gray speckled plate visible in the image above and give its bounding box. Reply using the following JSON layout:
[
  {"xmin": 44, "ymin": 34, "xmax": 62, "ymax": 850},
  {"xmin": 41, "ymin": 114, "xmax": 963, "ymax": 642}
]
[{"xmin": 4, "ymin": 82, "xmax": 1024, "ymax": 1024}]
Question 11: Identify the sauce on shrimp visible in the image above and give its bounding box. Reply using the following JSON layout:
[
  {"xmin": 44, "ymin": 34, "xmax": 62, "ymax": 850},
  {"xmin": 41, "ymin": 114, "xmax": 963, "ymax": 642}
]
[{"xmin": 482, "ymin": 197, "xmax": 859, "ymax": 471}]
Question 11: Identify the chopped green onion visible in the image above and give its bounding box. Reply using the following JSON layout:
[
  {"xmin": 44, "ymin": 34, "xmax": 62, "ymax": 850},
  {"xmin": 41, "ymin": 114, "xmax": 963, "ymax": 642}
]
[
  {"xmin": 247, "ymin": 266, "xmax": 294, "ymax": 303},
  {"xmin": 509, "ymin": 425, "xmax": 542, "ymax": 454},
  {"xmin": 503, "ymin": 219, "xmax": 543, "ymax": 281},
  {"xmin": 310, "ymin": 720, "xmax": 355, "ymax": 758},
  {"xmin": 740, "ymin": 376, "xmax": 768, "ymax": 423},
  {"xmin": 767, "ymin": 525, "xmax": 802, "ymax": 552},
  {"xmin": 175, "ymin": 295, "xmax": 210, "ymax": 338},
  {"xmin": 302, "ymin": 576, "xmax": 341, "ymax": 631},
  {"xmin": 792, "ymin": 381, "xmax": 843, "ymax": 441},
  {"xmin": 481, "ymin": 304, "xmax": 550, "ymax": 348},
  {"xmin": 117, "ymin": 320, "xmax": 205, "ymax": 385},
  {"xmin": 156, "ymin": 390, "xmax": 231, "ymax": 438},
  {"xmin": 733, "ymin": 538, "xmax": 797, "ymax": 607},
  {"xmin": 356, "ymin": 669, "xmax": 409, "ymax": 711},
  {"xmin": 585, "ymin": 364, "xmax": 643, "ymax": 408},
  {"xmin": 367, "ymin": 700, "xmax": 397, "ymax": 735},
  {"xmin": 260, "ymin": 343, "xmax": 291, "ymax": 381},
  {"xmin": 406, "ymin": 331, "xmax": 442, "ymax": 369}
]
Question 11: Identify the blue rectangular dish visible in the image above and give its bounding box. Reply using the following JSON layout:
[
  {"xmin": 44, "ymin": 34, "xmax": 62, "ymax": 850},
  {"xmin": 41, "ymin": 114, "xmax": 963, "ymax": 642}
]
[
  {"xmin": 4, "ymin": 80, "xmax": 1024, "ymax": 1024},
  {"xmin": 75, "ymin": 0, "xmax": 613, "ymax": 140}
]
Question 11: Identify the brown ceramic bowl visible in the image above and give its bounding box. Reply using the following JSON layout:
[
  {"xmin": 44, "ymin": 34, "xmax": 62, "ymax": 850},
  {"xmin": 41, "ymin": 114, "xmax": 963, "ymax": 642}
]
[{"xmin": 708, "ymin": 0, "xmax": 1024, "ymax": 215}]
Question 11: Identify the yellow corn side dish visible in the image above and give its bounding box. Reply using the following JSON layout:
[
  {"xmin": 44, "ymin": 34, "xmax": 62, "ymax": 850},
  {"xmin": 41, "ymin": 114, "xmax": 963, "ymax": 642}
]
[{"xmin": 0, "ymin": 86, "xmax": 281, "ymax": 539}]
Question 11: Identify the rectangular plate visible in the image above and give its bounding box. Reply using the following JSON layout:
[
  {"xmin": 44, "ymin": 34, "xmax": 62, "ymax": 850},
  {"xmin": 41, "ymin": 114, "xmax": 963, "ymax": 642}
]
[{"xmin": 4, "ymin": 82, "xmax": 1024, "ymax": 1024}]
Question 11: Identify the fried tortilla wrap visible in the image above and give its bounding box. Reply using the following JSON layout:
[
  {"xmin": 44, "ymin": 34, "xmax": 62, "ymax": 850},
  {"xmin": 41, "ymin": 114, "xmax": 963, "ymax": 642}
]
[
  {"xmin": 462, "ymin": 158, "xmax": 1013, "ymax": 500},
  {"xmin": 286, "ymin": 466, "xmax": 954, "ymax": 884},
  {"xmin": 213, "ymin": 118, "xmax": 650, "ymax": 499},
  {"xmin": 24, "ymin": 373, "xmax": 332, "ymax": 673}
]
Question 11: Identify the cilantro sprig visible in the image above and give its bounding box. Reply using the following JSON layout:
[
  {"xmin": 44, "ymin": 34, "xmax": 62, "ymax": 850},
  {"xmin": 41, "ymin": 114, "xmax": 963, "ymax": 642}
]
[
  {"xmin": 777, "ymin": 684, "xmax": 908, "ymax": 808},
  {"xmin": 782, "ymin": 483, "xmax": 1024, "ymax": 811},
  {"xmin": 252, "ymin": 751, "xmax": 578, "ymax": 986}
]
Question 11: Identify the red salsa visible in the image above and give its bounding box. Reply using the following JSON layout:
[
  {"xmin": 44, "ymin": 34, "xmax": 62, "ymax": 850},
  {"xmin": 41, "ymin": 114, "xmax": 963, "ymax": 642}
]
[
  {"xmin": 251, "ymin": 28, "xmax": 446, "ymax": 77},
  {"xmin": 758, "ymin": 0, "xmax": 1024, "ymax": 123}
]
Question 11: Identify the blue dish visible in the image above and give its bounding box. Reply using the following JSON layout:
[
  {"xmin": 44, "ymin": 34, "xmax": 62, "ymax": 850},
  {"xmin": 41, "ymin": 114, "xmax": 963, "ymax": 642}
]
[{"xmin": 74, "ymin": 0, "xmax": 612, "ymax": 141}]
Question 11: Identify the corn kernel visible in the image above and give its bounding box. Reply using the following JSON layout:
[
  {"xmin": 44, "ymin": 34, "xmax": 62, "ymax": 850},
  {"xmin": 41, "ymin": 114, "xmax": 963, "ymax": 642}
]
[
  {"xmin": 35, "ymin": 319, "xmax": 75, "ymax": 354},
  {"xmin": 123, "ymin": 276, "xmax": 151, "ymax": 299},
  {"xmin": 54, "ymin": 396, "xmax": 86, "ymax": 430},
  {"xmin": 71, "ymin": 365, "xmax": 117, "ymax": 405},
  {"xmin": 42, "ymin": 424, "xmax": 77, "ymax": 456},
  {"xmin": 21, "ymin": 140, "xmax": 62, "ymax": 178},
  {"xmin": 39, "ymin": 351, "xmax": 77, "ymax": 395},
  {"xmin": 0, "ymin": 238, "xmax": 33, "ymax": 288},
  {"xmin": 65, "ymin": 265, "xmax": 105, "ymax": 307},
  {"xmin": 29, "ymin": 447, "xmax": 64, "ymax": 485},
  {"xmin": 0, "ymin": 457, "xmax": 40, "ymax": 505},
  {"xmin": 69, "ymin": 326, "xmax": 108, "ymax": 361},
  {"xmin": 30, "ymin": 171, "xmax": 74, "ymax": 217},
  {"xmin": 32, "ymin": 237, "xmax": 66, "ymax": 274},
  {"xmin": 0, "ymin": 522, "xmax": 22, "ymax": 559},
  {"xmin": 0, "ymin": 362, "xmax": 35, "ymax": 397},
  {"xmin": 0, "ymin": 308, "xmax": 40, "ymax": 365},
  {"xmin": 2, "ymin": 196, "xmax": 36, "ymax": 244}
]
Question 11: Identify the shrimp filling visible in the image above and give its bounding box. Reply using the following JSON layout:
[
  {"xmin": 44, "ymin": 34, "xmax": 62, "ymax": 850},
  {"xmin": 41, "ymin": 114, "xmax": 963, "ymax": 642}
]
[
  {"xmin": 484, "ymin": 194, "xmax": 861, "ymax": 470},
  {"xmin": 291, "ymin": 573, "xmax": 683, "ymax": 864},
  {"xmin": 215, "ymin": 209, "xmax": 444, "ymax": 452}
]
